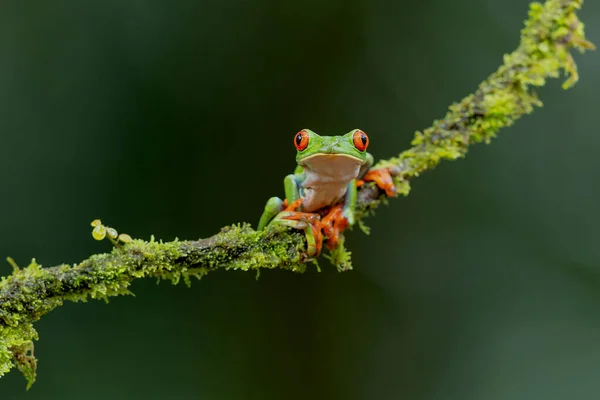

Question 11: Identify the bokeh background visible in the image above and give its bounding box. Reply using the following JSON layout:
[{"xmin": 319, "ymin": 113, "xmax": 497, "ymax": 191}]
[{"xmin": 2, "ymin": 0, "xmax": 600, "ymax": 399}]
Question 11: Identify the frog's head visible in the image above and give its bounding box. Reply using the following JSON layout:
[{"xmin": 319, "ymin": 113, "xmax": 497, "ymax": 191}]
[{"xmin": 294, "ymin": 129, "xmax": 369, "ymax": 176}]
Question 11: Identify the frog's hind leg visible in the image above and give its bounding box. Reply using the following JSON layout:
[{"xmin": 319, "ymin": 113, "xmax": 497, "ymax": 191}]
[
  {"xmin": 272, "ymin": 211, "xmax": 323, "ymax": 257},
  {"xmin": 320, "ymin": 180, "xmax": 356, "ymax": 251}
]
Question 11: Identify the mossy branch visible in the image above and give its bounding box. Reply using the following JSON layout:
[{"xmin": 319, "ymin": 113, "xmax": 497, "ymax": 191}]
[{"xmin": 0, "ymin": 0, "xmax": 594, "ymax": 388}]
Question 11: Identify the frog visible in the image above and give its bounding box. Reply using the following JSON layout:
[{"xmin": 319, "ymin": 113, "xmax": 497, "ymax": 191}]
[{"xmin": 257, "ymin": 129, "xmax": 398, "ymax": 257}]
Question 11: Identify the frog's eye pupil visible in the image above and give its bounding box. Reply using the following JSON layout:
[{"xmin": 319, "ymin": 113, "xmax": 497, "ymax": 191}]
[
  {"xmin": 352, "ymin": 129, "xmax": 369, "ymax": 151},
  {"xmin": 294, "ymin": 130, "xmax": 309, "ymax": 151}
]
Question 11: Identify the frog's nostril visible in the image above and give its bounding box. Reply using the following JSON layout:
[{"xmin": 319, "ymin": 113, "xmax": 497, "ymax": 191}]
[{"xmin": 326, "ymin": 137, "xmax": 342, "ymax": 152}]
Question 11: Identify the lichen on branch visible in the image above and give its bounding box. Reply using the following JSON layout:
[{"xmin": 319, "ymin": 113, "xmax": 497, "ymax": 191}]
[{"xmin": 0, "ymin": 0, "xmax": 594, "ymax": 388}]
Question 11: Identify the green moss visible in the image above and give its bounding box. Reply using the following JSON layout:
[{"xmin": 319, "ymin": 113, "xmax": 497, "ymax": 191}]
[
  {"xmin": 11, "ymin": 341, "xmax": 37, "ymax": 390},
  {"xmin": 0, "ymin": 321, "xmax": 39, "ymax": 388},
  {"xmin": 324, "ymin": 236, "xmax": 354, "ymax": 272}
]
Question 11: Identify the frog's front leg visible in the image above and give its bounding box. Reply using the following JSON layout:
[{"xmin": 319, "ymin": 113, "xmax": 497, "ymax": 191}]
[
  {"xmin": 357, "ymin": 153, "xmax": 400, "ymax": 197},
  {"xmin": 257, "ymin": 196, "xmax": 285, "ymax": 231},
  {"xmin": 257, "ymin": 174, "xmax": 301, "ymax": 230},
  {"xmin": 284, "ymin": 173, "xmax": 302, "ymax": 206},
  {"xmin": 342, "ymin": 179, "xmax": 357, "ymax": 226},
  {"xmin": 258, "ymin": 173, "xmax": 324, "ymax": 257}
]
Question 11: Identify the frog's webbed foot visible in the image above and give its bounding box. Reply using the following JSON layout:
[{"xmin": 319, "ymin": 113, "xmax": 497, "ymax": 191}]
[
  {"xmin": 273, "ymin": 210, "xmax": 324, "ymax": 257},
  {"xmin": 321, "ymin": 204, "xmax": 350, "ymax": 251},
  {"xmin": 357, "ymin": 165, "xmax": 401, "ymax": 197}
]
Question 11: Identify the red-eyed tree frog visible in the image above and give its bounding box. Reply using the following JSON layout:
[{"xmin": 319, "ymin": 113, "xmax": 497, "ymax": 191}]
[{"xmin": 258, "ymin": 129, "xmax": 398, "ymax": 257}]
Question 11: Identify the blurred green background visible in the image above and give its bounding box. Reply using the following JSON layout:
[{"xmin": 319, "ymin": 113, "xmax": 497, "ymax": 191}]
[{"xmin": 2, "ymin": 0, "xmax": 600, "ymax": 399}]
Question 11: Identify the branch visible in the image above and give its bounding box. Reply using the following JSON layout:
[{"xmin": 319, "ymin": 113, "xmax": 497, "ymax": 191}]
[{"xmin": 0, "ymin": 0, "xmax": 594, "ymax": 388}]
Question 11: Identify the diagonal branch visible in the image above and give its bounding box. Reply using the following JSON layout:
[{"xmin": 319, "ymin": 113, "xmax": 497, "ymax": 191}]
[{"xmin": 0, "ymin": 0, "xmax": 594, "ymax": 388}]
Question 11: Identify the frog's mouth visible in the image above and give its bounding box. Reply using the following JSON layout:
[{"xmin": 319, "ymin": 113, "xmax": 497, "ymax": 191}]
[
  {"xmin": 300, "ymin": 153, "xmax": 363, "ymax": 164},
  {"xmin": 299, "ymin": 153, "xmax": 363, "ymax": 179}
]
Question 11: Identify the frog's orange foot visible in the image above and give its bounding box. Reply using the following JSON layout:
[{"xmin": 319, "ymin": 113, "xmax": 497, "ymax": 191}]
[
  {"xmin": 283, "ymin": 198, "xmax": 303, "ymax": 212},
  {"xmin": 362, "ymin": 167, "xmax": 398, "ymax": 197},
  {"xmin": 321, "ymin": 204, "xmax": 349, "ymax": 250},
  {"xmin": 276, "ymin": 210, "xmax": 324, "ymax": 256}
]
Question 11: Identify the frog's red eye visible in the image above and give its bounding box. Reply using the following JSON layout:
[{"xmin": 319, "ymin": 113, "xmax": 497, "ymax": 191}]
[
  {"xmin": 353, "ymin": 130, "xmax": 369, "ymax": 151},
  {"xmin": 294, "ymin": 130, "xmax": 309, "ymax": 151}
]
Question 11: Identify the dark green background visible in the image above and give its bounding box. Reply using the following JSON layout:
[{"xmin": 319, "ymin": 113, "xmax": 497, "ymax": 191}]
[{"xmin": 2, "ymin": 1, "xmax": 600, "ymax": 399}]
